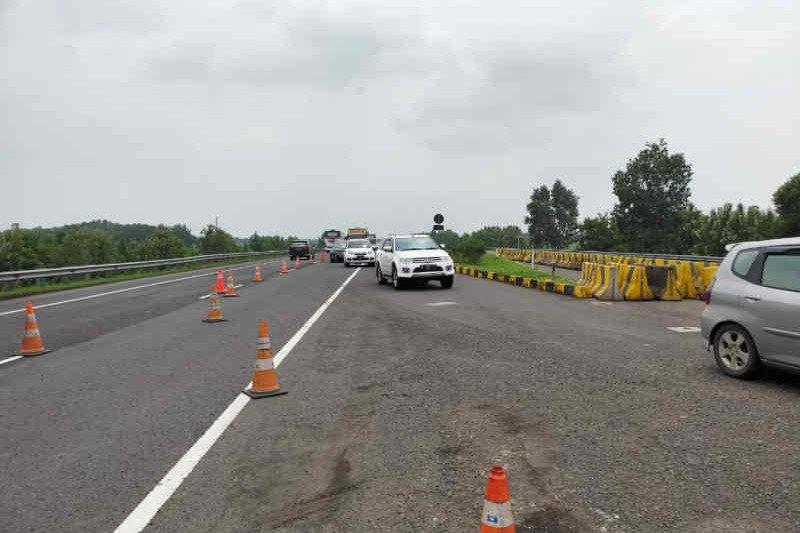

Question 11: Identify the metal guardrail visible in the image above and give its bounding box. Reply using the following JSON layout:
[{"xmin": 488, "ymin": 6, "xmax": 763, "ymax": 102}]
[
  {"xmin": 536, "ymin": 249, "xmax": 724, "ymax": 264},
  {"xmin": 0, "ymin": 251, "xmax": 284, "ymax": 284}
]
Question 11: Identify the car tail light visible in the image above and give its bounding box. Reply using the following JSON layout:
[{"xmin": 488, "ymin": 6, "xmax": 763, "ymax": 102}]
[{"xmin": 700, "ymin": 280, "xmax": 714, "ymax": 305}]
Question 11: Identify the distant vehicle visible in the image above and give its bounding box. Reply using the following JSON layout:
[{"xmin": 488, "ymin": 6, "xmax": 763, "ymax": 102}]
[
  {"xmin": 347, "ymin": 227, "xmax": 368, "ymax": 239},
  {"xmin": 322, "ymin": 229, "xmax": 342, "ymax": 251},
  {"xmin": 367, "ymin": 234, "xmax": 377, "ymax": 247},
  {"xmin": 700, "ymin": 237, "xmax": 800, "ymax": 378},
  {"xmin": 376, "ymin": 234, "xmax": 454, "ymax": 289},
  {"xmin": 288, "ymin": 239, "xmax": 313, "ymax": 261},
  {"xmin": 329, "ymin": 239, "xmax": 347, "ymax": 263},
  {"xmin": 343, "ymin": 238, "xmax": 375, "ymax": 267}
]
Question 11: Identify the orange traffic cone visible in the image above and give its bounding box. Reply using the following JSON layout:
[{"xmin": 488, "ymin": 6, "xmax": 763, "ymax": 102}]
[
  {"xmin": 224, "ymin": 271, "xmax": 239, "ymax": 297},
  {"xmin": 202, "ymin": 294, "xmax": 227, "ymax": 323},
  {"xmin": 243, "ymin": 320, "xmax": 287, "ymax": 399},
  {"xmin": 214, "ymin": 269, "xmax": 226, "ymax": 294},
  {"xmin": 294, "ymin": 258, "xmax": 301, "ymax": 270},
  {"xmin": 18, "ymin": 302, "xmax": 51, "ymax": 356},
  {"xmin": 480, "ymin": 466, "xmax": 516, "ymax": 532},
  {"xmin": 253, "ymin": 264, "xmax": 263, "ymax": 282},
  {"xmin": 279, "ymin": 259, "xmax": 289, "ymax": 275}
]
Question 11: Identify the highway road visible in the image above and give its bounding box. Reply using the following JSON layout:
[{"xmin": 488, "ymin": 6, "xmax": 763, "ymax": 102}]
[{"xmin": 2, "ymin": 261, "xmax": 799, "ymax": 532}]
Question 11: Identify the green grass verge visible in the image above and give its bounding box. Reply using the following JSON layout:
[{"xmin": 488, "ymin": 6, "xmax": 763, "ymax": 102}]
[
  {"xmin": 458, "ymin": 254, "xmax": 574, "ymax": 285},
  {"xmin": 0, "ymin": 255, "xmax": 281, "ymax": 301}
]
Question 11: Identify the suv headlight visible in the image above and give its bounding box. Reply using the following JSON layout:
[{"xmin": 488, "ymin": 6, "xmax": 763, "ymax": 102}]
[{"xmin": 398, "ymin": 257, "xmax": 411, "ymax": 265}]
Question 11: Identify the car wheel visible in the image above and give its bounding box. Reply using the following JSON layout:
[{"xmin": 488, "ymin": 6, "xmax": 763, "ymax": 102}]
[
  {"xmin": 377, "ymin": 264, "xmax": 387, "ymax": 284},
  {"xmin": 713, "ymin": 324, "xmax": 760, "ymax": 379},
  {"xmin": 441, "ymin": 276, "xmax": 454, "ymax": 289},
  {"xmin": 344, "ymin": 261, "xmax": 349, "ymax": 267},
  {"xmin": 392, "ymin": 266, "xmax": 404, "ymax": 290}
]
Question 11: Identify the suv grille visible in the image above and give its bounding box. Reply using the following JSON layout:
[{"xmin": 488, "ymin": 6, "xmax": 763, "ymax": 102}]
[{"xmin": 412, "ymin": 257, "xmax": 442, "ymax": 263}]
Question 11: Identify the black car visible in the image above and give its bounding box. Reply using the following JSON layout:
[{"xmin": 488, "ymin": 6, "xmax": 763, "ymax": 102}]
[
  {"xmin": 288, "ymin": 240, "xmax": 313, "ymax": 260},
  {"xmin": 329, "ymin": 239, "xmax": 347, "ymax": 263}
]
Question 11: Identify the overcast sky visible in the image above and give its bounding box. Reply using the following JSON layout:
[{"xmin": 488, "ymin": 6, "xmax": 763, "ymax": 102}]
[{"xmin": 2, "ymin": 1, "xmax": 797, "ymax": 238}]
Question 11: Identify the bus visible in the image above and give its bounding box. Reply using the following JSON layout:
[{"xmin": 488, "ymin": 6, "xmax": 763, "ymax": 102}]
[
  {"xmin": 322, "ymin": 229, "xmax": 342, "ymax": 251},
  {"xmin": 347, "ymin": 227, "xmax": 368, "ymax": 239}
]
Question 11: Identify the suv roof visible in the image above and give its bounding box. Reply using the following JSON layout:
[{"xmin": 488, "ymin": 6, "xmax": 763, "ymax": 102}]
[{"xmin": 727, "ymin": 237, "xmax": 800, "ymax": 252}]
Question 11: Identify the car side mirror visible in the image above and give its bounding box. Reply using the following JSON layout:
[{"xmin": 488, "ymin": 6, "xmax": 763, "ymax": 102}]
[
  {"xmin": 372, "ymin": 246, "xmax": 378, "ymax": 251},
  {"xmin": 439, "ymin": 244, "xmax": 446, "ymax": 249}
]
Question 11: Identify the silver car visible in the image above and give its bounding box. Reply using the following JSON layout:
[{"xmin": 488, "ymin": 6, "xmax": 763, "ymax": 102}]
[{"xmin": 700, "ymin": 237, "xmax": 800, "ymax": 378}]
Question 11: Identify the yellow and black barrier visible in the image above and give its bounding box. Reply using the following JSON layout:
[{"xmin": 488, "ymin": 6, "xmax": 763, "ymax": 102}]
[
  {"xmin": 497, "ymin": 248, "xmax": 718, "ymax": 299},
  {"xmin": 454, "ymin": 265, "xmax": 575, "ymax": 297}
]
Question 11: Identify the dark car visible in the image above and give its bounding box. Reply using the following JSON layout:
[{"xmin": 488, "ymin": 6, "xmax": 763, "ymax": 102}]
[
  {"xmin": 329, "ymin": 239, "xmax": 347, "ymax": 263},
  {"xmin": 288, "ymin": 240, "xmax": 313, "ymax": 261}
]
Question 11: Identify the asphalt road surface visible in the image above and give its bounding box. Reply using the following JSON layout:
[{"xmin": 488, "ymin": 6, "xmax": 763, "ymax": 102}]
[{"xmin": 2, "ymin": 261, "xmax": 799, "ymax": 532}]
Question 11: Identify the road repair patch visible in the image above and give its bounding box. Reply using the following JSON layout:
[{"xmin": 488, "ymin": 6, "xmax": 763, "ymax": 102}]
[{"xmin": 667, "ymin": 326, "xmax": 701, "ymax": 333}]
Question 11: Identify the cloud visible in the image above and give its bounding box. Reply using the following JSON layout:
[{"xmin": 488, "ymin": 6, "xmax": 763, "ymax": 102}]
[{"xmin": 1, "ymin": 0, "xmax": 798, "ymax": 238}]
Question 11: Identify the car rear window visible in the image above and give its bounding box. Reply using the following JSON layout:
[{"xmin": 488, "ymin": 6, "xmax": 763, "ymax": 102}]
[
  {"xmin": 761, "ymin": 254, "xmax": 800, "ymax": 291},
  {"xmin": 732, "ymin": 249, "xmax": 758, "ymax": 277}
]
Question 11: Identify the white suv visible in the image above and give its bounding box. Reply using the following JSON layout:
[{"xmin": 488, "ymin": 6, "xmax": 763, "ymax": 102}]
[
  {"xmin": 376, "ymin": 234, "xmax": 454, "ymax": 289},
  {"xmin": 343, "ymin": 238, "xmax": 375, "ymax": 267}
]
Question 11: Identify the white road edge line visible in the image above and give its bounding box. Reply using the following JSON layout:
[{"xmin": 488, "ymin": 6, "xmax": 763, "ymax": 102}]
[
  {"xmin": 0, "ymin": 355, "xmax": 23, "ymax": 366},
  {"xmin": 113, "ymin": 267, "xmax": 361, "ymax": 533},
  {"xmin": 0, "ymin": 260, "xmax": 280, "ymax": 318}
]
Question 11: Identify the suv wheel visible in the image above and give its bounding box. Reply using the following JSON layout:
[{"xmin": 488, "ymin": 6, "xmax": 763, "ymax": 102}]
[
  {"xmin": 376, "ymin": 264, "xmax": 387, "ymax": 284},
  {"xmin": 713, "ymin": 324, "xmax": 760, "ymax": 379},
  {"xmin": 441, "ymin": 276, "xmax": 453, "ymax": 289},
  {"xmin": 392, "ymin": 266, "xmax": 404, "ymax": 290}
]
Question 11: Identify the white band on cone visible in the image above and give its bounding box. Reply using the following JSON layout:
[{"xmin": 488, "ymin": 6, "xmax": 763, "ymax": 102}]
[
  {"xmin": 481, "ymin": 501, "xmax": 514, "ymax": 528},
  {"xmin": 254, "ymin": 358, "xmax": 274, "ymax": 371},
  {"xmin": 256, "ymin": 337, "xmax": 272, "ymax": 349}
]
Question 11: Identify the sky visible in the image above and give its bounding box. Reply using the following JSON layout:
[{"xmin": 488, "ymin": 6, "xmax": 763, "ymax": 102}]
[{"xmin": 2, "ymin": 0, "xmax": 798, "ymax": 238}]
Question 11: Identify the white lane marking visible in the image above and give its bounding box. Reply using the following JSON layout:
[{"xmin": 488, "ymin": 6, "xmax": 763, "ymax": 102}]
[
  {"xmin": 425, "ymin": 301, "xmax": 457, "ymax": 307},
  {"xmin": 667, "ymin": 326, "xmax": 701, "ymax": 333},
  {"xmin": 199, "ymin": 284, "xmax": 246, "ymax": 300},
  {"xmin": 113, "ymin": 267, "xmax": 361, "ymax": 533},
  {"xmin": 590, "ymin": 301, "xmax": 613, "ymax": 306},
  {"xmin": 0, "ymin": 356, "xmax": 23, "ymax": 366},
  {"xmin": 0, "ymin": 261, "xmax": 280, "ymax": 318}
]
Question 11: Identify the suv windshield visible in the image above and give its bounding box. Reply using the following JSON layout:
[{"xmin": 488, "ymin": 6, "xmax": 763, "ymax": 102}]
[
  {"xmin": 394, "ymin": 236, "xmax": 439, "ymax": 252},
  {"xmin": 347, "ymin": 240, "xmax": 369, "ymax": 248}
]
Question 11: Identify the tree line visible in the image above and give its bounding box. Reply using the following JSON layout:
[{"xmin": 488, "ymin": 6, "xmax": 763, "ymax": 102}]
[
  {"xmin": 526, "ymin": 140, "xmax": 799, "ymax": 256},
  {"xmin": 0, "ymin": 219, "xmax": 295, "ymax": 271}
]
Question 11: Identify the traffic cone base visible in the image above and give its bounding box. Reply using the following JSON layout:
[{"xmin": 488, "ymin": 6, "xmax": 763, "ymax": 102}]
[
  {"xmin": 19, "ymin": 348, "xmax": 52, "ymax": 357},
  {"xmin": 202, "ymin": 317, "xmax": 227, "ymax": 323},
  {"xmin": 243, "ymin": 388, "xmax": 287, "ymax": 399}
]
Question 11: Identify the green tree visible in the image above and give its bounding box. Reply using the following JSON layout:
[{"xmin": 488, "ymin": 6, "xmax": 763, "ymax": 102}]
[
  {"xmin": 0, "ymin": 227, "xmax": 42, "ymax": 270},
  {"xmin": 525, "ymin": 185, "xmax": 556, "ymax": 247},
  {"xmin": 550, "ymin": 179, "xmax": 579, "ymax": 248},
  {"xmin": 578, "ymin": 214, "xmax": 615, "ymax": 251},
  {"xmin": 773, "ymin": 172, "xmax": 800, "ymax": 236},
  {"xmin": 611, "ymin": 139, "xmax": 693, "ymax": 253},
  {"xmin": 139, "ymin": 226, "xmax": 187, "ymax": 259},
  {"xmin": 54, "ymin": 228, "xmax": 116, "ymax": 266},
  {"xmin": 431, "ymin": 229, "xmax": 461, "ymax": 249},
  {"xmin": 198, "ymin": 225, "xmax": 238, "ymax": 254},
  {"xmin": 170, "ymin": 224, "xmax": 196, "ymax": 247}
]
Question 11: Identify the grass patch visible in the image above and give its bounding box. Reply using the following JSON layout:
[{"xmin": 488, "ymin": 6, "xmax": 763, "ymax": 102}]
[
  {"xmin": 458, "ymin": 254, "xmax": 574, "ymax": 285},
  {"xmin": 0, "ymin": 255, "xmax": 280, "ymax": 300}
]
